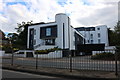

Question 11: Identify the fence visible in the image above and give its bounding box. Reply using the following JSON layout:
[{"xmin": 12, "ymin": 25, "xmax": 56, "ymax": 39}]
[{"xmin": 2, "ymin": 49, "xmax": 120, "ymax": 75}]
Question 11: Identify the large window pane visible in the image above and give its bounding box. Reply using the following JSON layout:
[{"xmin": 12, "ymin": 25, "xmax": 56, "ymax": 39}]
[{"xmin": 46, "ymin": 28, "xmax": 51, "ymax": 36}]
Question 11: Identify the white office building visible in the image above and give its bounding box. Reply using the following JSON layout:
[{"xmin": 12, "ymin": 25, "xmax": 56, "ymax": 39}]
[
  {"xmin": 75, "ymin": 25, "xmax": 109, "ymax": 46},
  {"xmin": 27, "ymin": 13, "xmax": 84, "ymax": 51}
]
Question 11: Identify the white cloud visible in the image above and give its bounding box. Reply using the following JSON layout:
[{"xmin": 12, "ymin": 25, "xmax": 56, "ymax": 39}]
[
  {"xmin": 0, "ymin": 0, "xmax": 119, "ymax": 33},
  {"xmin": 63, "ymin": 0, "xmax": 118, "ymax": 28}
]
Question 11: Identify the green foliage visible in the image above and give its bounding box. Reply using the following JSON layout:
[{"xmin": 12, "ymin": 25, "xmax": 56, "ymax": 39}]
[
  {"xmin": 114, "ymin": 21, "xmax": 120, "ymax": 46},
  {"xmin": 114, "ymin": 21, "xmax": 120, "ymax": 54},
  {"xmin": 17, "ymin": 52, "xmax": 24, "ymax": 54},
  {"xmin": 7, "ymin": 33, "xmax": 19, "ymax": 48},
  {"xmin": 108, "ymin": 21, "xmax": 120, "ymax": 46},
  {"xmin": 6, "ymin": 21, "xmax": 33, "ymax": 49},
  {"xmin": 35, "ymin": 47, "xmax": 61, "ymax": 54},
  {"xmin": 108, "ymin": 28, "xmax": 117, "ymax": 46},
  {"xmin": 91, "ymin": 52, "xmax": 115, "ymax": 60},
  {"xmin": 2, "ymin": 45, "xmax": 12, "ymax": 53}
]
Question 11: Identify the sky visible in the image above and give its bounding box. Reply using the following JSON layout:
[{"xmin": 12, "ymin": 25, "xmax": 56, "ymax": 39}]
[{"xmin": 0, "ymin": 0, "xmax": 119, "ymax": 34}]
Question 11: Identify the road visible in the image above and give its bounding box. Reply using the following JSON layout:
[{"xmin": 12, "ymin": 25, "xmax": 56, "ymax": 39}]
[
  {"xmin": 2, "ymin": 69, "xmax": 77, "ymax": 80},
  {"xmin": 2, "ymin": 56, "xmax": 120, "ymax": 71}
]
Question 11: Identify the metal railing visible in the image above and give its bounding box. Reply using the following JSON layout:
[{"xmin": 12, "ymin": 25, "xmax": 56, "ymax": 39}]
[{"xmin": 2, "ymin": 49, "xmax": 120, "ymax": 75}]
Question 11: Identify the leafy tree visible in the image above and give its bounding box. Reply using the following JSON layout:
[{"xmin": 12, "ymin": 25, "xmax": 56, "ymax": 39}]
[
  {"xmin": 7, "ymin": 33, "xmax": 19, "ymax": 47},
  {"xmin": 114, "ymin": 21, "xmax": 120, "ymax": 46},
  {"xmin": 114, "ymin": 21, "xmax": 120, "ymax": 54},
  {"xmin": 108, "ymin": 28, "xmax": 116, "ymax": 46},
  {"xmin": 15, "ymin": 21, "xmax": 33, "ymax": 49},
  {"xmin": 108, "ymin": 21, "xmax": 120, "ymax": 46},
  {"xmin": 7, "ymin": 33, "xmax": 18, "ymax": 41}
]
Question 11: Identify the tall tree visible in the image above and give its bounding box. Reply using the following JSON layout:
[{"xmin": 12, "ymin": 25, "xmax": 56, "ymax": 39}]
[
  {"xmin": 15, "ymin": 21, "xmax": 33, "ymax": 49},
  {"xmin": 114, "ymin": 21, "xmax": 120, "ymax": 46},
  {"xmin": 113, "ymin": 21, "xmax": 120, "ymax": 54},
  {"xmin": 108, "ymin": 28, "xmax": 117, "ymax": 46}
]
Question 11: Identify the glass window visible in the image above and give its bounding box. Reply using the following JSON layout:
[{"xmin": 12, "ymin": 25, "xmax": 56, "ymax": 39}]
[
  {"xmin": 98, "ymin": 39, "xmax": 100, "ymax": 43},
  {"xmin": 45, "ymin": 39, "xmax": 55, "ymax": 45},
  {"xmin": 46, "ymin": 28, "xmax": 51, "ymax": 36},
  {"xmin": 34, "ymin": 29, "xmax": 36, "ymax": 35},
  {"xmin": 90, "ymin": 34, "xmax": 93, "ymax": 39},
  {"xmin": 84, "ymin": 34, "xmax": 86, "ymax": 37},
  {"xmin": 91, "ymin": 40, "xmax": 93, "ymax": 44},
  {"xmin": 33, "ymin": 39, "xmax": 36, "ymax": 45},
  {"xmin": 31, "ymin": 30, "xmax": 34, "ymax": 35},
  {"xmin": 88, "ymin": 40, "xmax": 89, "ymax": 43},
  {"xmin": 97, "ymin": 28, "xmax": 100, "ymax": 30},
  {"xmin": 98, "ymin": 33, "xmax": 100, "ymax": 37}
]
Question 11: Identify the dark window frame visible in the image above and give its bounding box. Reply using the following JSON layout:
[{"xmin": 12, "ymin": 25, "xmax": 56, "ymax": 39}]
[{"xmin": 40, "ymin": 25, "xmax": 57, "ymax": 39}]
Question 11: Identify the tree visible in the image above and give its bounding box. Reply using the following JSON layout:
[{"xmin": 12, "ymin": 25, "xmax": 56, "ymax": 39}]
[
  {"xmin": 7, "ymin": 33, "xmax": 19, "ymax": 48},
  {"xmin": 7, "ymin": 33, "xmax": 18, "ymax": 41},
  {"xmin": 114, "ymin": 21, "xmax": 120, "ymax": 46},
  {"xmin": 108, "ymin": 21, "xmax": 120, "ymax": 46},
  {"xmin": 113, "ymin": 21, "xmax": 120, "ymax": 55},
  {"xmin": 108, "ymin": 28, "xmax": 116, "ymax": 46},
  {"xmin": 15, "ymin": 21, "xmax": 33, "ymax": 49}
]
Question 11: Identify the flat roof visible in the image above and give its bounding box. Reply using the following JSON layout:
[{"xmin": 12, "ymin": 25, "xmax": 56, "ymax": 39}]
[{"xmin": 28, "ymin": 22, "xmax": 56, "ymax": 27}]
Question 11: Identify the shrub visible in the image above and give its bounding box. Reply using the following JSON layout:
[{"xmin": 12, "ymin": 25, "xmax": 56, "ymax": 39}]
[
  {"xmin": 91, "ymin": 52, "xmax": 115, "ymax": 60},
  {"xmin": 35, "ymin": 47, "xmax": 61, "ymax": 54},
  {"xmin": 18, "ymin": 52, "xmax": 24, "ymax": 54}
]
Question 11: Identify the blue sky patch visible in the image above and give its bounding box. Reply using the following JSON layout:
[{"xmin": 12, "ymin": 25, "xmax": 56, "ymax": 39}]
[
  {"xmin": 6, "ymin": 2, "xmax": 26, "ymax": 6},
  {"xmin": 58, "ymin": 2, "xmax": 67, "ymax": 7},
  {"xmin": 82, "ymin": 0, "xmax": 91, "ymax": 5},
  {"xmin": 4, "ymin": 32, "xmax": 9, "ymax": 36},
  {"xmin": 57, "ymin": 0, "xmax": 68, "ymax": 7},
  {"xmin": 0, "ymin": 11, "xmax": 4, "ymax": 14}
]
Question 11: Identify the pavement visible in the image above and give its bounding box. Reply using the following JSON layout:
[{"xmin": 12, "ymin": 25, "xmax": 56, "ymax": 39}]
[{"xmin": 2, "ymin": 64, "xmax": 120, "ymax": 80}]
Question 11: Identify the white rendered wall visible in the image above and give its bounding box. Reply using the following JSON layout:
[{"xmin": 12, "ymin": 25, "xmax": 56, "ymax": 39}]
[
  {"xmin": 0, "ymin": 51, "xmax": 5, "ymax": 57},
  {"xmin": 27, "ymin": 23, "xmax": 57, "ymax": 50},
  {"xmin": 27, "ymin": 13, "xmax": 83, "ymax": 50},
  {"xmin": 34, "ymin": 50, "xmax": 62, "ymax": 58},
  {"xmin": 55, "ymin": 13, "xmax": 70, "ymax": 49},
  {"xmin": 13, "ymin": 50, "xmax": 62, "ymax": 58},
  {"xmin": 70, "ymin": 27, "xmax": 75, "ymax": 50},
  {"xmin": 55, "ymin": 13, "xmax": 78, "ymax": 50},
  {"xmin": 95, "ymin": 25, "xmax": 109, "ymax": 46},
  {"xmin": 78, "ymin": 25, "xmax": 109, "ymax": 46}
]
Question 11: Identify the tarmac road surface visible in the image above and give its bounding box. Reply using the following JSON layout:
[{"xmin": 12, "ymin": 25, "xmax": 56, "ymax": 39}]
[{"xmin": 2, "ymin": 69, "xmax": 79, "ymax": 80}]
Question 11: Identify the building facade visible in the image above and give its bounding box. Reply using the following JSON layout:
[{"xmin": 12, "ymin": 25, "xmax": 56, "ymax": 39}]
[
  {"xmin": 27, "ymin": 13, "xmax": 84, "ymax": 50},
  {"xmin": 75, "ymin": 25, "xmax": 109, "ymax": 46}
]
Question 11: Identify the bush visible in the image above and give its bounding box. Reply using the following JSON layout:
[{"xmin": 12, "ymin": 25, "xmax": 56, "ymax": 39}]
[
  {"xmin": 91, "ymin": 52, "xmax": 115, "ymax": 60},
  {"xmin": 35, "ymin": 47, "xmax": 61, "ymax": 54},
  {"xmin": 2, "ymin": 45, "xmax": 12, "ymax": 53},
  {"xmin": 18, "ymin": 52, "xmax": 24, "ymax": 54}
]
